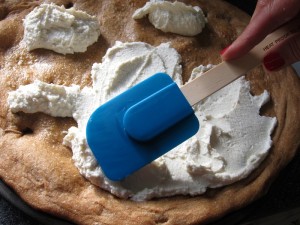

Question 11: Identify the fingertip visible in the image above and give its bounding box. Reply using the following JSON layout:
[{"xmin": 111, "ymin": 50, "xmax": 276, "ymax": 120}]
[
  {"xmin": 220, "ymin": 45, "xmax": 234, "ymax": 61},
  {"xmin": 220, "ymin": 45, "xmax": 244, "ymax": 61},
  {"xmin": 263, "ymin": 52, "xmax": 285, "ymax": 71},
  {"xmin": 220, "ymin": 45, "xmax": 231, "ymax": 55}
]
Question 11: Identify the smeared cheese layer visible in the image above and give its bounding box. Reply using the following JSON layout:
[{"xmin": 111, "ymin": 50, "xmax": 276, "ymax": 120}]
[{"xmin": 8, "ymin": 42, "xmax": 276, "ymax": 201}]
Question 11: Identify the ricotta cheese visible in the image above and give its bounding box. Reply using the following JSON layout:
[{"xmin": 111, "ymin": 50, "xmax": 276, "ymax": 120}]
[
  {"xmin": 133, "ymin": 0, "xmax": 207, "ymax": 36},
  {"xmin": 8, "ymin": 80, "xmax": 80, "ymax": 117},
  {"xmin": 8, "ymin": 42, "xmax": 276, "ymax": 201},
  {"xmin": 23, "ymin": 3, "xmax": 100, "ymax": 54}
]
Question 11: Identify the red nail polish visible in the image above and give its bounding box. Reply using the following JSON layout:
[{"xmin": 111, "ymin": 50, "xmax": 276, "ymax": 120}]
[
  {"xmin": 220, "ymin": 45, "xmax": 230, "ymax": 55},
  {"xmin": 263, "ymin": 52, "xmax": 285, "ymax": 71}
]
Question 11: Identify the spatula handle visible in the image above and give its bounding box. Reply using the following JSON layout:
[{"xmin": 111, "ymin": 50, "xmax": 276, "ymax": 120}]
[{"xmin": 180, "ymin": 19, "xmax": 300, "ymax": 106}]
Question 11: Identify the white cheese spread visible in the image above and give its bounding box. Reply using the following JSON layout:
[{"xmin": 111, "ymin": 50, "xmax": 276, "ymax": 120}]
[
  {"xmin": 132, "ymin": 0, "xmax": 207, "ymax": 36},
  {"xmin": 23, "ymin": 3, "xmax": 100, "ymax": 54},
  {"xmin": 8, "ymin": 42, "xmax": 276, "ymax": 201}
]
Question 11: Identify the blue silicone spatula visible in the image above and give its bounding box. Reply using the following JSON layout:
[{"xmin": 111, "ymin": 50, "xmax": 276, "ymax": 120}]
[{"xmin": 86, "ymin": 20, "xmax": 299, "ymax": 181}]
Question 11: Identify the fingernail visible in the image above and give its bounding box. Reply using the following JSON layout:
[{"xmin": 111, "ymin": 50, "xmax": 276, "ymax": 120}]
[
  {"xmin": 263, "ymin": 52, "xmax": 285, "ymax": 71},
  {"xmin": 220, "ymin": 45, "xmax": 230, "ymax": 55}
]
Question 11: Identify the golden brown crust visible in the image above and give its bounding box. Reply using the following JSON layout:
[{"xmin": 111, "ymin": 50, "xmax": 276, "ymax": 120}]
[{"xmin": 0, "ymin": 0, "xmax": 299, "ymax": 224}]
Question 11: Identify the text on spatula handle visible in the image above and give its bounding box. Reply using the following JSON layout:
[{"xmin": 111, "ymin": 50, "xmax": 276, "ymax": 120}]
[{"xmin": 263, "ymin": 24, "xmax": 300, "ymax": 52}]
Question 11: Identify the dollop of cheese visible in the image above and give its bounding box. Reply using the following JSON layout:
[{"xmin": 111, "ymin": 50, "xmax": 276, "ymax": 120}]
[
  {"xmin": 23, "ymin": 3, "xmax": 100, "ymax": 54},
  {"xmin": 8, "ymin": 42, "xmax": 276, "ymax": 201},
  {"xmin": 8, "ymin": 80, "xmax": 79, "ymax": 117},
  {"xmin": 133, "ymin": 0, "xmax": 207, "ymax": 36}
]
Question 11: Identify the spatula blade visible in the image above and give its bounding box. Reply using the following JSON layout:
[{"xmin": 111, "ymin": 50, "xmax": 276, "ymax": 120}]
[{"xmin": 86, "ymin": 73, "xmax": 199, "ymax": 181}]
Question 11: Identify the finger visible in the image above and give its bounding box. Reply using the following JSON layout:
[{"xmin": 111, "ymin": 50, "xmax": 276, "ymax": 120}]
[
  {"xmin": 263, "ymin": 32, "xmax": 300, "ymax": 71},
  {"xmin": 221, "ymin": 0, "xmax": 300, "ymax": 60}
]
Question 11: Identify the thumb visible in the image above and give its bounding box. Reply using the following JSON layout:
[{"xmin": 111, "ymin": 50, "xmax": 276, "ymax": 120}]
[{"xmin": 263, "ymin": 33, "xmax": 300, "ymax": 71}]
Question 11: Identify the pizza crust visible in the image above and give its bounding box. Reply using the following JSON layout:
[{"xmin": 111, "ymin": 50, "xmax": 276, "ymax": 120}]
[{"xmin": 0, "ymin": 0, "xmax": 299, "ymax": 224}]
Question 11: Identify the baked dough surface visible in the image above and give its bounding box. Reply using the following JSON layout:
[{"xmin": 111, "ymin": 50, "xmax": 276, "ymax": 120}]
[{"xmin": 0, "ymin": 0, "xmax": 299, "ymax": 224}]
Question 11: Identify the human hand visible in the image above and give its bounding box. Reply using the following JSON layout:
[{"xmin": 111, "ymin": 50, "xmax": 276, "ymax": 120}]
[{"xmin": 221, "ymin": 0, "xmax": 300, "ymax": 71}]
